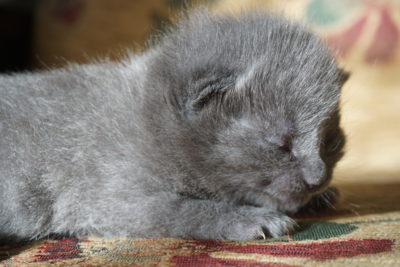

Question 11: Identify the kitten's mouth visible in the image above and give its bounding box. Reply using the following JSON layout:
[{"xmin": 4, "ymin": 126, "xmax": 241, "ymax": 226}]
[
  {"xmin": 265, "ymin": 189, "xmax": 311, "ymax": 213},
  {"xmin": 295, "ymin": 186, "xmax": 340, "ymax": 215},
  {"xmin": 262, "ymin": 174, "xmax": 332, "ymax": 213},
  {"xmin": 305, "ymin": 176, "xmax": 332, "ymax": 195}
]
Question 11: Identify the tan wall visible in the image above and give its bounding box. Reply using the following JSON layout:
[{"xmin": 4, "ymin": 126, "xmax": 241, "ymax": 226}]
[{"xmin": 33, "ymin": 0, "xmax": 171, "ymax": 66}]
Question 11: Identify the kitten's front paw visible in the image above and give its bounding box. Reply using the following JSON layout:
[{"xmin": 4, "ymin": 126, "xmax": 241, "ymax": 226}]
[{"xmin": 221, "ymin": 207, "xmax": 296, "ymax": 240}]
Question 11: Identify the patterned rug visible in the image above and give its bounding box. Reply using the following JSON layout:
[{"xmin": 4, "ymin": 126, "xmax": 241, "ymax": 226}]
[{"xmin": 1, "ymin": 177, "xmax": 399, "ymax": 266}]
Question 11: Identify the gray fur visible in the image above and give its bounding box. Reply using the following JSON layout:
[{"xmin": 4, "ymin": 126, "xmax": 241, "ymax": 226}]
[{"xmin": 0, "ymin": 10, "xmax": 347, "ymax": 242}]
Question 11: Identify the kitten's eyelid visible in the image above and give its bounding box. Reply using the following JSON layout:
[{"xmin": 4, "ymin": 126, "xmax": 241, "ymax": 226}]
[
  {"xmin": 236, "ymin": 118, "xmax": 253, "ymax": 129},
  {"xmin": 265, "ymin": 136, "xmax": 285, "ymax": 148}
]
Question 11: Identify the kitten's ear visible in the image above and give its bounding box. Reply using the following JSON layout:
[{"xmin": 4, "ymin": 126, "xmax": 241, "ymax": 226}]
[
  {"xmin": 338, "ymin": 69, "xmax": 350, "ymax": 85},
  {"xmin": 185, "ymin": 70, "xmax": 235, "ymax": 116},
  {"xmin": 189, "ymin": 83, "xmax": 221, "ymax": 111}
]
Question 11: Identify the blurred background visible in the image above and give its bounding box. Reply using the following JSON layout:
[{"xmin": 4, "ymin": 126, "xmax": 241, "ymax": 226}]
[{"xmin": 1, "ymin": 0, "xmax": 399, "ymax": 189}]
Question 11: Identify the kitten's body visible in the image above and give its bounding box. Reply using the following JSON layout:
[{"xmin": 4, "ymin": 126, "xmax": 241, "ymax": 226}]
[{"xmin": 0, "ymin": 10, "xmax": 346, "ymax": 242}]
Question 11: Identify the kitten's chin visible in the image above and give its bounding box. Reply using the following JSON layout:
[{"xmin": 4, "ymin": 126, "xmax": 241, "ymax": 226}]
[
  {"xmin": 276, "ymin": 180, "xmax": 335, "ymax": 213},
  {"xmin": 273, "ymin": 192, "xmax": 313, "ymax": 214}
]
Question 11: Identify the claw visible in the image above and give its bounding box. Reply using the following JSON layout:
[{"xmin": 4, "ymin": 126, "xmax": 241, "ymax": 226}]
[{"xmin": 255, "ymin": 229, "xmax": 266, "ymax": 240}]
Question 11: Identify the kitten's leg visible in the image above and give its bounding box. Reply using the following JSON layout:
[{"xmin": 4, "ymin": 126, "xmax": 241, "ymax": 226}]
[
  {"xmin": 114, "ymin": 194, "xmax": 296, "ymax": 240},
  {"xmin": 2, "ymin": 192, "xmax": 295, "ymax": 241},
  {"xmin": 171, "ymin": 199, "xmax": 295, "ymax": 240}
]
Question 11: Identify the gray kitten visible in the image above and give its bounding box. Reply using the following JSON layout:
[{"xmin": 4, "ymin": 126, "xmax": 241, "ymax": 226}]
[{"xmin": 0, "ymin": 9, "xmax": 348, "ymax": 242}]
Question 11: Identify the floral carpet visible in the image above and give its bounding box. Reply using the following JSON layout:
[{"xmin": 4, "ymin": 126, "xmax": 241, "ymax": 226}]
[{"xmin": 1, "ymin": 178, "xmax": 399, "ymax": 266}]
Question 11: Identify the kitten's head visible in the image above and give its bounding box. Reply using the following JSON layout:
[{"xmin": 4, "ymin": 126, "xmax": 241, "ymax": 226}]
[{"xmin": 150, "ymin": 10, "xmax": 348, "ymax": 213}]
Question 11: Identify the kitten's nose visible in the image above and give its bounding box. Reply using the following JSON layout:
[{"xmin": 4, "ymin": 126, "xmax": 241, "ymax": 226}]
[{"xmin": 301, "ymin": 158, "xmax": 327, "ymax": 192}]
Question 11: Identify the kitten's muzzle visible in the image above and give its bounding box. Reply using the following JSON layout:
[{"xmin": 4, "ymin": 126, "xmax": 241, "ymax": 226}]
[{"xmin": 301, "ymin": 157, "xmax": 327, "ymax": 193}]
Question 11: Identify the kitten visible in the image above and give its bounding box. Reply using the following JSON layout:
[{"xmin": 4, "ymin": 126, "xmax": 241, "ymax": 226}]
[{"xmin": 0, "ymin": 9, "xmax": 348, "ymax": 242}]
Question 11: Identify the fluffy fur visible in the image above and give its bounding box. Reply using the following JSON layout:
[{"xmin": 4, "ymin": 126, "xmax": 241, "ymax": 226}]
[{"xmin": 0, "ymin": 9, "xmax": 347, "ymax": 242}]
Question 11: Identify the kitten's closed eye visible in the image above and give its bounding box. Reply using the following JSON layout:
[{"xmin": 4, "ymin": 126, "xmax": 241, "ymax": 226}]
[
  {"xmin": 266, "ymin": 134, "xmax": 292, "ymax": 151},
  {"xmin": 278, "ymin": 135, "xmax": 293, "ymax": 154}
]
